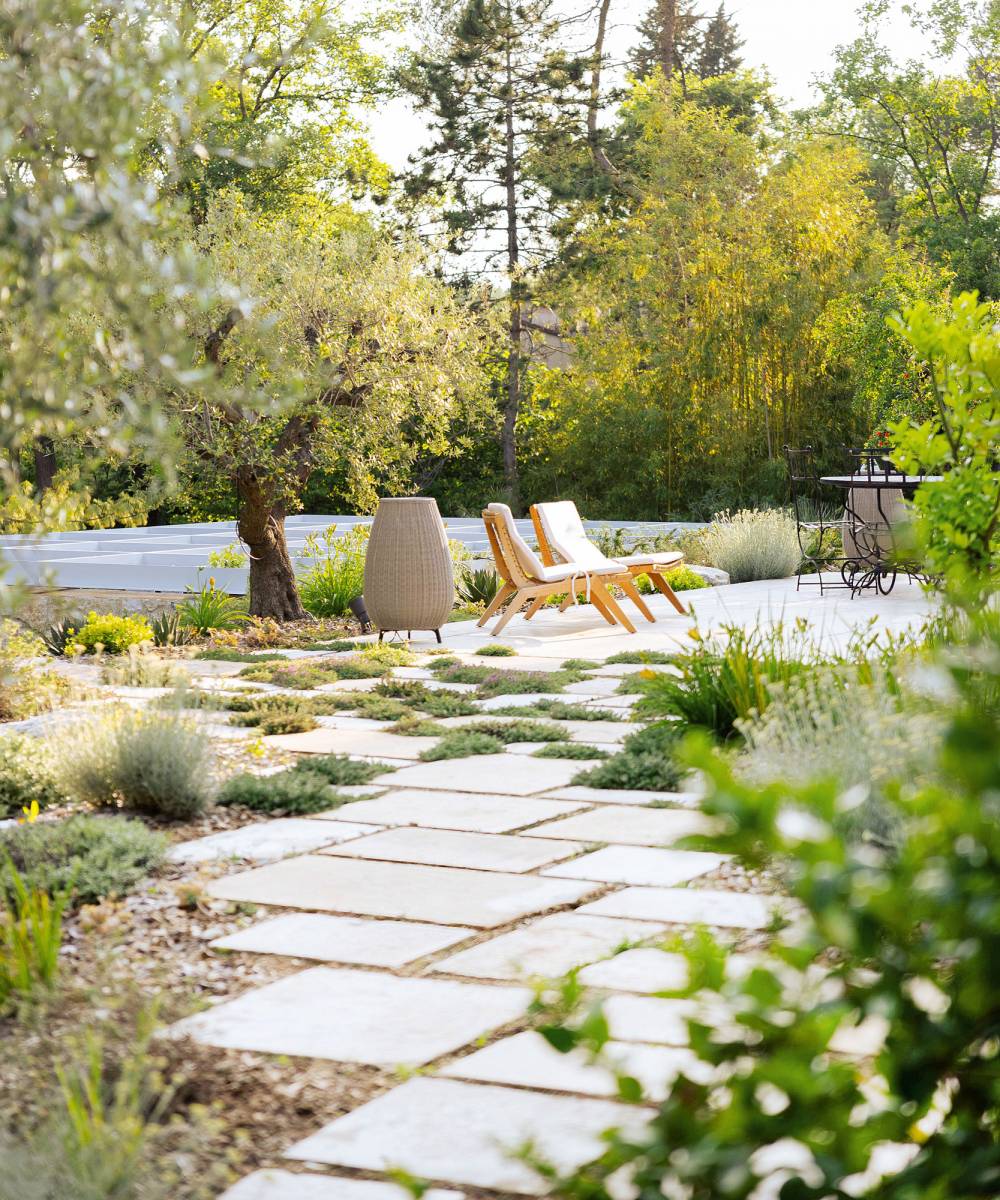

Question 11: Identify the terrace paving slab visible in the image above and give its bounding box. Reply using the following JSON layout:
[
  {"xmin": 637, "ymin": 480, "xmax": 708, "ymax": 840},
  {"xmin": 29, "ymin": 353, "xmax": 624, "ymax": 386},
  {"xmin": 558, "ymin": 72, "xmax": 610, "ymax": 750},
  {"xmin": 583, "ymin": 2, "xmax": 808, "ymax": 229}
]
[
  {"xmin": 541, "ymin": 786, "xmax": 703, "ymax": 808},
  {"xmin": 172, "ymin": 966, "xmax": 530, "ymax": 1066},
  {"xmin": 440, "ymin": 1029, "xmax": 702, "ymax": 1101},
  {"xmin": 432, "ymin": 912, "xmax": 665, "ymax": 982},
  {"xmin": 210, "ymin": 913, "xmax": 475, "ymax": 968},
  {"xmin": 284, "ymin": 1076, "xmax": 650, "ymax": 1195},
  {"xmin": 577, "ymin": 948, "xmax": 690, "ymax": 993},
  {"xmin": 264, "ymin": 728, "xmax": 439, "ymax": 760},
  {"xmin": 604, "ymin": 995, "xmax": 699, "ymax": 1044},
  {"xmin": 561, "ymin": 678, "xmax": 622, "ymax": 697},
  {"xmin": 473, "ymin": 692, "xmax": 568, "ymax": 712},
  {"xmin": 207, "ymin": 854, "xmax": 596, "ymax": 928},
  {"xmin": 543, "ymin": 846, "xmax": 726, "ymax": 887},
  {"xmin": 314, "ymin": 715, "xmax": 393, "ymax": 731},
  {"xmin": 309, "ymin": 789, "xmax": 584, "ymax": 833},
  {"xmin": 167, "ymin": 819, "xmax": 376, "ymax": 865},
  {"xmin": 368, "ymin": 754, "xmax": 588, "ymax": 796},
  {"xmin": 324, "ymin": 827, "xmax": 586, "ymax": 873},
  {"xmin": 220, "ymin": 1171, "xmax": 464, "ymax": 1200},
  {"xmin": 524, "ymin": 806, "xmax": 720, "ymax": 846},
  {"xmin": 580, "ymin": 886, "xmax": 781, "ymax": 929}
]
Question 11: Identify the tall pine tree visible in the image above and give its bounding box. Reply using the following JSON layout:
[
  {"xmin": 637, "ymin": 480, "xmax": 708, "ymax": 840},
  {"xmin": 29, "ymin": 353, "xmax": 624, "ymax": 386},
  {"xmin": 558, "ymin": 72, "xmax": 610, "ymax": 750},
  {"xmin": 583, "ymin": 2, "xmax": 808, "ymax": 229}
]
[
  {"xmin": 631, "ymin": 0, "xmax": 702, "ymax": 83},
  {"xmin": 698, "ymin": 4, "xmax": 744, "ymax": 77},
  {"xmin": 404, "ymin": 0, "xmax": 589, "ymax": 511}
]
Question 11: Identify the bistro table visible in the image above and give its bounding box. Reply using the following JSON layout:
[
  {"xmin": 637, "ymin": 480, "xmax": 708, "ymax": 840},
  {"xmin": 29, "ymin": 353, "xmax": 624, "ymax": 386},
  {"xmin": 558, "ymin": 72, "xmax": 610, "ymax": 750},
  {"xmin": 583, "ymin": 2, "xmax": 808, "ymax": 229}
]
[{"xmin": 820, "ymin": 472, "xmax": 942, "ymax": 596}]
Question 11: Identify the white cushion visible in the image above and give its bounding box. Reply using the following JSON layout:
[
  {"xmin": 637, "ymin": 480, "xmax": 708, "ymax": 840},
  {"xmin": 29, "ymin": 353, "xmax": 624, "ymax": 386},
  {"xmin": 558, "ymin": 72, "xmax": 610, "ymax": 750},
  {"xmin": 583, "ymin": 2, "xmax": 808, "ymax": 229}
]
[
  {"xmin": 617, "ymin": 551, "xmax": 684, "ymax": 568},
  {"xmin": 534, "ymin": 501, "xmax": 619, "ymax": 571},
  {"xmin": 487, "ymin": 504, "xmax": 618, "ymax": 581}
]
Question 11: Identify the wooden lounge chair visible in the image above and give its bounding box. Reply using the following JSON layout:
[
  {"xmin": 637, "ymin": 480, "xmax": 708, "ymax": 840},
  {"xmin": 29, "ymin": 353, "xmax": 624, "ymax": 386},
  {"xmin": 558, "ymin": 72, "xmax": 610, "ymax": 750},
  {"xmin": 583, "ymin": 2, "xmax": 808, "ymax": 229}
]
[
  {"xmin": 479, "ymin": 503, "xmax": 639, "ymax": 636},
  {"xmin": 531, "ymin": 500, "xmax": 689, "ymax": 616}
]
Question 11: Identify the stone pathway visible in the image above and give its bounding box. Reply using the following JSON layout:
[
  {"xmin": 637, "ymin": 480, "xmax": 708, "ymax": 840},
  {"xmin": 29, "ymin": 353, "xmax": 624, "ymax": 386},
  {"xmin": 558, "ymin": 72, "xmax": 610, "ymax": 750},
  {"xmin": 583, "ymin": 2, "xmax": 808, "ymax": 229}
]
[{"xmin": 151, "ymin": 647, "xmax": 787, "ymax": 1200}]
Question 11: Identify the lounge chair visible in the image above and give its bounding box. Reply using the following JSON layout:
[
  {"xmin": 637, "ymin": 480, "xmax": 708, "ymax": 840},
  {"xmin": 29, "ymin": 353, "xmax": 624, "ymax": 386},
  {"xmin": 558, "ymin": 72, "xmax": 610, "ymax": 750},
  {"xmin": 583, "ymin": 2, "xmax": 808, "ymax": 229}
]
[
  {"xmin": 531, "ymin": 501, "xmax": 689, "ymax": 616},
  {"xmin": 479, "ymin": 503, "xmax": 639, "ymax": 636}
]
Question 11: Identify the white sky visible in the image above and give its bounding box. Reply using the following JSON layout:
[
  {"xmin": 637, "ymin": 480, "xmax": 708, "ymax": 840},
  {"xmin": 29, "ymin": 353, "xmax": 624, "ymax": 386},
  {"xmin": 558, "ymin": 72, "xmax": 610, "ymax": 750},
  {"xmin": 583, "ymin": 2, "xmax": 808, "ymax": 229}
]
[{"xmin": 368, "ymin": 0, "xmax": 931, "ymax": 171}]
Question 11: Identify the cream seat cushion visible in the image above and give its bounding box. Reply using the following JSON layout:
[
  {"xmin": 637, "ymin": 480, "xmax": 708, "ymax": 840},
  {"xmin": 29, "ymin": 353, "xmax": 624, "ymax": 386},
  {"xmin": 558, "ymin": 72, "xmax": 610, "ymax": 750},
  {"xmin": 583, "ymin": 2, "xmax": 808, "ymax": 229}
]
[{"xmin": 487, "ymin": 503, "xmax": 618, "ymax": 582}]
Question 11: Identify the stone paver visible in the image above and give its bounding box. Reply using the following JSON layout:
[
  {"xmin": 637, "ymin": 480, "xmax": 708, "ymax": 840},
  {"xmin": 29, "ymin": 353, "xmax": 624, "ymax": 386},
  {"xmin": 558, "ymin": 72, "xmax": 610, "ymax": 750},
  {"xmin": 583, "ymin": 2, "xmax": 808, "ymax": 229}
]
[
  {"xmin": 220, "ymin": 1170, "xmax": 463, "ymax": 1200},
  {"xmin": 310, "ymin": 789, "xmax": 584, "ymax": 833},
  {"xmin": 171, "ymin": 967, "xmax": 530, "ymax": 1066},
  {"xmin": 543, "ymin": 786, "xmax": 703, "ymax": 808},
  {"xmin": 324, "ymin": 827, "xmax": 585, "ymax": 873},
  {"xmin": 562, "ymin": 678, "xmax": 622, "ymax": 697},
  {"xmin": 474, "ymin": 692, "xmax": 568, "ymax": 711},
  {"xmin": 284, "ymin": 1077, "xmax": 651, "ymax": 1194},
  {"xmin": 580, "ymin": 887, "xmax": 780, "ymax": 929},
  {"xmin": 207, "ymin": 855, "xmax": 596, "ymax": 928},
  {"xmin": 432, "ymin": 912, "xmax": 664, "ymax": 981},
  {"xmin": 543, "ymin": 846, "xmax": 726, "ymax": 887},
  {"xmin": 440, "ymin": 1029, "xmax": 703, "ymax": 1101},
  {"xmin": 368, "ymin": 754, "xmax": 586, "ymax": 796},
  {"xmin": 264, "ymin": 728, "xmax": 439, "ymax": 760},
  {"xmin": 577, "ymin": 948, "xmax": 690, "ymax": 993},
  {"xmin": 603, "ymin": 995, "xmax": 698, "ymax": 1044},
  {"xmin": 523, "ymin": 806, "xmax": 719, "ymax": 846},
  {"xmin": 167, "ymin": 819, "xmax": 375, "ymax": 865},
  {"xmin": 211, "ymin": 913, "xmax": 475, "ymax": 968}
]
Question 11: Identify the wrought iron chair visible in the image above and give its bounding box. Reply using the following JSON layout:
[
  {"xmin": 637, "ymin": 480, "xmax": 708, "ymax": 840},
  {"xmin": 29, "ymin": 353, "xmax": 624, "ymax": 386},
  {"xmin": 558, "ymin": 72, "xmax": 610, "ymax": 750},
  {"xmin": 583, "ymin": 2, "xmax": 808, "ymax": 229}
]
[{"xmin": 783, "ymin": 445, "xmax": 850, "ymax": 595}]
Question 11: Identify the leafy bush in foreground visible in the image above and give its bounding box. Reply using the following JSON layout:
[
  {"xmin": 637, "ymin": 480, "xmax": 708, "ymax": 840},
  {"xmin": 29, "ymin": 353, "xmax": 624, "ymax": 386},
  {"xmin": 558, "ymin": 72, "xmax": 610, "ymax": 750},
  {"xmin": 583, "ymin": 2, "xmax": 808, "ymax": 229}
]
[
  {"xmin": 0, "ymin": 860, "xmax": 66, "ymax": 1012},
  {"xmin": 573, "ymin": 723, "xmax": 685, "ymax": 791},
  {"xmin": 0, "ymin": 737, "xmax": 66, "ymax": 818},
  {"xmin": 0, "ymin": 815, "xmax": 167, "ymax": 909},
  {"xmin": 700, "ymin": 507, "xmax": 801, "ymax": 583}
]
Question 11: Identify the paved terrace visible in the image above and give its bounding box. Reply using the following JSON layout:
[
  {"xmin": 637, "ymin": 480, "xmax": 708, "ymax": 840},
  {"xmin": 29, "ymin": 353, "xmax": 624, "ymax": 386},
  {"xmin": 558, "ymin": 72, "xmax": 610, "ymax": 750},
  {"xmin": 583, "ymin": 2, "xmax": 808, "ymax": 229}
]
[{"xmin": 0, "ymin": 515, "xmax": 701, "ymax": 594}]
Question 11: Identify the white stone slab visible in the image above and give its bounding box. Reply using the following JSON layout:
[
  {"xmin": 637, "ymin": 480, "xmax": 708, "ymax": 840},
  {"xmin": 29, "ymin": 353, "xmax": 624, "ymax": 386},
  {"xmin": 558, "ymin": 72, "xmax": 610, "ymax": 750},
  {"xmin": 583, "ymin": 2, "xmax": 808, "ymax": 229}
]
[
  {"xmin": 310, "ymin": 789, "xmax": 584, "ymax": 833},
  {"xmin": 220, "ymin": 1170, "xmax": 463, "ymax": 1200},
  {"xmin": 604, "ymin": 995, "xmax": 698, "ymax": 1044},
  {"xmin": 523, "ymin": 807, "xmax": 719, "ymax": 846},
  {"xmin": 542, "ymin": 786, "xmax": 703, "ymax": 808},
  {"xmin": 577, "ymin": 948, "xmax": 690, "ymax": 993},
  {"xmin": 543, "ymin": 846, "xmax": 725, "ymax": 887},
  {"xmin": 316, "ymin": 678, "xmax": 383, "ymax": 693},
  {"xmin": 432, "ymin": 912, "xmax": 664, "ymax": 981},
  {"xmin": 211, "ymin": 913, "xmax": 475, "ymax": 967},
  {"xmin": 167, "ymin": 819, "xmax": 374, "ymax": 865},
  {"xmin": 562, "ymin": 678, "xmax": 621, "ymax": 697},
  {"xmin": 369, "ymin": 754, "xmax": 585, "ymax": 796},
  {"xmin": 579, "ymin": 887, "xmax": 780, "ymax": 929},
  {"xmin": 441, "ymin": 1030, "xmax": 701, "ymax": 1101},
  {"xmin": 391, "ymin": 666, "xmax": 437, "ymax": 680},
  {"xmin": 314, "ymin": 715, "xmax": 392, "ymax": 731},
  {"xmin": 474, "ymin": 692, "xmax": 568, "ymax": 711},
  {"xmin": 324, "ymin": 827, "xmax": 585, "ymax": 873},
  {"xmin": 171, "ymin": 966, "xmax": 530, "ymax": 1066},
  {"xmin": 264, "ymin": 728, "xmax": 439, "ymax": 760},
  {"xmin": 207, "ymin": 855, "xmax": 595, "ymax": 928},
  {"xmin": 284, "ymin": 1076, "xmax": 650, "ymax": 1194}
]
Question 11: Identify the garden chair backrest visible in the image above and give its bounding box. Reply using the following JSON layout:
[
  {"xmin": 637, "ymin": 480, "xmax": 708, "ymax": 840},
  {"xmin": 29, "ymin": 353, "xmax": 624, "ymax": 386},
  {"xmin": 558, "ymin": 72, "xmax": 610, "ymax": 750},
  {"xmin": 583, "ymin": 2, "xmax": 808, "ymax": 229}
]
[{"xmin": 532, "ymin": 501, "xmax": 613, "ymax": 571}]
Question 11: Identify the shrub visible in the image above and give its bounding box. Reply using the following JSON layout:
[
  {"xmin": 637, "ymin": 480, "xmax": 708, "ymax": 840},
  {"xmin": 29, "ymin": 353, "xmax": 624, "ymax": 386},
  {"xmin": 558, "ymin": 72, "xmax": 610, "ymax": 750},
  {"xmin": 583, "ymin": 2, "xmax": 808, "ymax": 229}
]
[
  {"xmin": 0, "ymin": 860, "xmax": 66, "ymax": 1012},
  {"xmin": 148, "ymin": 610, "xmax": 194, "ymax": 648},
  {"xmin": 573, "ymin": 723, "xmax": 685, "ymax": 791},
  {"xmin": 69, "ymin": 611, "xmax": 153, "ymax": 654},
  {"xmin": 350, "ymin": 695, "xmax": 413, "ymax": 721},
  {"xmin": 256, "ymin": 710, "xmax": 320, "ymax": 735},
  {"xmin": 296, "ymin": 524, "xmax": 368, "ymax": 618},
  {"xmin": 40, "ymin": 615, "xmax": 85, "ymax": 656},
  {"xmin": 0, "ymin": 620, "xmax": 72, "ymax": 720},
  {"xmin": 0, "ymin": 737, "xmax": 65, "ymax": 818},
  {"xmin": 476, "ymin": 643, "xmax": 517, "ymax": 657},
  {"xmin": 488, "ymin": 700, "xmax": 621, "ymax": 722},
  {"xmin": 457, "ymin": 567, "xmax": 503, "ymax": 607},
  {"xmin": 606, "ymin": 650, "xmax": 675, "ymax": 665},
  {"xmin": 388, "ymin": 716, "xmax": 447, "ymax": 737},
  {"xmin": 194, "ymin": 648, "xmax": 288, "ymax": 662},
  {"xmin": 358, "ymin": 643, "xmax": 415, "ymax": 668},
  {"xmin": 464, "ymin": 718, "xmax": 567, "ymax": 743},
  {"xmin": 636, "ymin": 564, "xmax": 709, "ymax": 592},
  {"xmin": 375, "ymin": 678, "xmax": 430, "ymax": 700},
  {"xmin": 635, "ymin": 623, "xmax": 816, "ymax": 741},
  {"xmin": 298, "ymin": 754, "xmax": 388, "ymax": 786},
  {"xmin": 411, "ymin": 691, "xmax": 480, "ymax": 718},
  {"xmin": 475, "ymin": 668, "xmax": 582, "ymax": 698},
  {"xmin": 58, "ymin": 710, "xmax": 215, "ymax": 820},
  {"xmin": 560, "ymin": 658, "xmax": 600, "ymax": 670},
  {"xmin": 0, "ymin": 815, "xmax": 167, "ymax": 908},
  {"xmin": 207, "ymin": 542, "xmax": 247, "ymax": 568},
  {"xmin": 533, "ymin": 742, "xmax": 611, "ymax": 760},
  {"xmin": 99, "ymin": 646, "xmax": 191, "ymax": 688},
  {"xmin": 176, "ymin": 580, "xmax": 249, "ymax": 635},
  {"xmin": 217, "ymin": 770, "xmax": 346, "ymax": 814},
  {"xmin": 699, "ymin": 508, "xmax": 801, "ymax": 583},
  {"xmin": 419, "ymin": 731, "xmax": 506, "ymax": 760}
]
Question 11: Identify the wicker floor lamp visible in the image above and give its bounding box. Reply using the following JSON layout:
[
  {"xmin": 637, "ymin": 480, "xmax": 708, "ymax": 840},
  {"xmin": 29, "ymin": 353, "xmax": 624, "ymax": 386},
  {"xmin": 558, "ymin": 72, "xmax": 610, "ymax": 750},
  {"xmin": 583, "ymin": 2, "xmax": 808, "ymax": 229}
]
[{"xmin": 363, "ymin": 498, "xmax": 454, "ymax": 642}]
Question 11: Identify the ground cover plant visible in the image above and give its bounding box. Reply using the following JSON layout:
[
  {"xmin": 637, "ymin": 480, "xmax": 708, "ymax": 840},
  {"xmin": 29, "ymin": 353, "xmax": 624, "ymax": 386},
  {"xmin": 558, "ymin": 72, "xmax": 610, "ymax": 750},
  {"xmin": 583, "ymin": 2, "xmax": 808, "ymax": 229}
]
[
  {"xmin": 419, "ymin": 730, "xmax": 506, "ymax": 761},
  {"xmin": 218, "ymin": 754, "xmax": 387, "ymax": 814},
  {"xmin": 0, "ymin": 815, "xmax": 167, "ymax": 909},
  {"xmin": 66, "ymin": 612, "xmax": 153, "ymax": 655},
  {"xmin": 0, "ymin": 621, "xmax": 73, "ymax": 721},
  {"xmin": 572, "ymin": 722, "xmax": 685, "ymax": 791},
  {"xmin": 533, "ymin": 743, "xmax": 610, "ymax": 760},
  {"xmin": 487, "ymin": 700, "xmax": 622, "ymax": 722},
  {"xmin": 194, "ymin": 649, "xmax": 289, "ymax": 663},
  {"xmin": 0, "ymin": 737, "xmax": 65, "ymax": 819},
  {"xmin": 99, "ymin": 647, "xmax": 191, "ymax": 689}
]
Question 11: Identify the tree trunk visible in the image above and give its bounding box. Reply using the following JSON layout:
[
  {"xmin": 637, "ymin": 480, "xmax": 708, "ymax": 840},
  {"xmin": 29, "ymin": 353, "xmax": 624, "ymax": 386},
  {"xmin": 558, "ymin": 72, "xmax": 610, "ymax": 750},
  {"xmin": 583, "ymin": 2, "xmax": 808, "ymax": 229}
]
[
  {"xmin": 235, "ymin": 475, "xmax": 308, "ymax": 621},
  {"xmin": 657, "ymin": 0, "xmax": 677, "ymax": 78},
  {"xmin": 33, "ymin": 437, "xmax": 57, "ymax": 493},
  {"xmin": 501, "ymin": 35, "xmax": 522, "ymax": 514}
]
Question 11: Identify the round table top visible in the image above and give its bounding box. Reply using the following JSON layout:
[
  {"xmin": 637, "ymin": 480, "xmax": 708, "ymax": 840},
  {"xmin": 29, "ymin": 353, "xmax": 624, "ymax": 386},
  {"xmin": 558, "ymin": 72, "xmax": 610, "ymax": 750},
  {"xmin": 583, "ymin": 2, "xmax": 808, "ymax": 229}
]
[{"xmin": 820, "ymin": 474, "xmax": 942, "ymax": 489}]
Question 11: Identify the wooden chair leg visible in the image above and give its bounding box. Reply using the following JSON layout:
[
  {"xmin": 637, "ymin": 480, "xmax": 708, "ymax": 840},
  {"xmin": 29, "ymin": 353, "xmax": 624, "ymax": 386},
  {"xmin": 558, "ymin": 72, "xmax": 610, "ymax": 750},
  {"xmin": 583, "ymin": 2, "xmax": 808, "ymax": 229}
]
[
  {"xmin": 490, "ymin": 591, "xmax": 532, "ymax": 636},
  {"xmin": 619, "ymin": 577, "xmax": 656, "ymax": 623},
  {"xmin": 558, "ymin": 594, "xmax": 574, "ymax": 612},
  {"xmin": 522, "ymin": 595, "xmax": 548, "ymax": 621},
  {"xmin": 648, "ymin": 571, "xmax": 688, "ymax": 615},
  {"xmin": 574, "ymin": 580, "xmax": 616, "ymax": 625},
  {"xmin": 590, "ymin": 579, "xmax": 636, "ymax": 634},
  {"xmin": 477, "ymin": 582, "xmax": 515, "ymax": 627}
]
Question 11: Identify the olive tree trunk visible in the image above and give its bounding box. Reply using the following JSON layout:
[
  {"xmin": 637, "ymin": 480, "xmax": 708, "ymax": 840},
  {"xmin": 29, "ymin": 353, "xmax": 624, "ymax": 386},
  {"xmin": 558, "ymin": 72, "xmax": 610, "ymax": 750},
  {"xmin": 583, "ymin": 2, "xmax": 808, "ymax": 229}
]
[{"xmin": 235, "ymin": 473, "xmax": 308, "ymax": 621}]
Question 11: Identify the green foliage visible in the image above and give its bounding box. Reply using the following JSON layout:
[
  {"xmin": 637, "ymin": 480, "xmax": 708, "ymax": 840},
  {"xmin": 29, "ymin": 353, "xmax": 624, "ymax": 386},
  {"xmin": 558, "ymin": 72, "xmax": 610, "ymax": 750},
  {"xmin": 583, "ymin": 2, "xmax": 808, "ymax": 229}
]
[
  {"xmin": 194, "ymin": 649, "xmax": 287, "ymax": 662},
  {"xmin": 410, "ymin": 691, "xmax": 481, "ymax": 718},
  {"xmin": 474, "ymin": 669, "xmax": 584, "ymax": 698},
  {"xmin": 296, "ymin": 526, "xmax": 368, "ymax": 618},
  {"xmin": 148, "ymin": 610, "xmax": 194, "ymax": 648},
  {"xmin": 475, "ymin": 642, "xmax": 517, "ymax": 657},
  {"xmin": 464, "ymin": 718, "xmax": 567, "ymax": 743},
  {"xmin": 58, "ymin": 711, "xmax": 215, "ymax": 820},
  {"xmin": 0, "ymin": 816, "xmax": 166, "ymax": 909},
  {"xmin": 457, "ymin": 568, "xmax": 504, "ymax": 607},
  {"xmin": 0, "ymin": 859, "xmax": 66, "ymax": 1013},
  {"xmin": 68, "ymin": 611, "xmax": 153, "ymax": 655},
  {"xmin": 637, "ymin": 565, "xmax": 709, "ymax": 593},
  {"xmin": 219, "ymin": 754, "xmax": 386, "ymax": 814},
  {"xmin": 177, "ymin": 582, "xmax": 249, "ymax": 636},
  {"xmin": 39, "ymin": 616, "xmax": 85, "ymax": 656},
  {"xmin": 206, "ymin": 542, "xmax": 247, "ymax": 568},
  {"xmin": 419, "ymin": 731, "xmax": 506, "ymax": 761},
  {"xmin": 0, "ymin": 471, "xmax": 149, "ymax": 535},
  {"xmin": 700, "ymin": 508, "xmax": 802, "ymax": 583},
  {"xmin": 0, "ymin": 621, "xmax": 72, "ymax": 720},
  {"xmin": 605, "ymin": 650, "xmax": 675, "ymax": 665},
  {"xmin": 98, "ymin": 647, "xmax": 191, "ymax": 689},
  {"xmin": 572, "ymin": 722, "xmax": 685, "ymax": 790},
  {"xmin": 239, "ymin": 655, "xmax": 383, "ymax": 688},
  {"xmin": 890, "ymin": 293, "xmax": 1000, "ymax": 589},
  {"xmin": 292, "ymin": 754, "xmax": 387, "ymax": 788},
  {"xmin": 533, "ymin": 742, "xmax": 610, "ymax": 760},
  {"xmin": 0, "ymin": 737, "xmax": 65, "ymax": 819},
  {"xmin": 487, "ymin": 699, "xmax": 622, "ymax": 722},
  {"xmin": 542, "ymin": 607, "xmax": 1000, "ymax": 1199},
  {"xmin": 560, "ymin": 658, "xmax": 600, "ymax": 671},
  {"xmin": 388, "ymin": 716, "xmax": 447, "ymax": 737}
]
